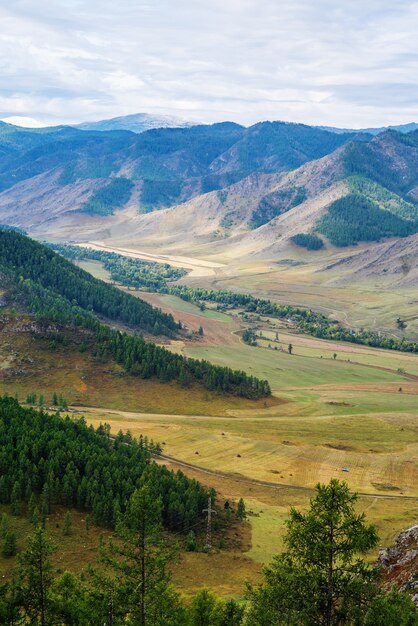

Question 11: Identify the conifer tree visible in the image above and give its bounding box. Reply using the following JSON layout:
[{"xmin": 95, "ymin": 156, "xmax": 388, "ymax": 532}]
[
  {"xmin": 247, "ymin": 480, "xmax": 380, "ymax": 626},
  {"xmin": 17, "ymin": 527, "xmax": 55, "ymax": 626}
]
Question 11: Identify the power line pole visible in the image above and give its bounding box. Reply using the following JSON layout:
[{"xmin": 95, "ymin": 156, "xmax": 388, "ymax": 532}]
[{"xmin": 203, "ymin": 496, "xmax": 217, "ymax": 551}]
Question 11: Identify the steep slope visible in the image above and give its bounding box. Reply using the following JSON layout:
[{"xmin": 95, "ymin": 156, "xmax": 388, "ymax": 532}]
[
  {"xmin": 0, "ymin": 120, "xmax": 358, "ymax": 230},
  {"xmin": 0, "ymin": 229, "xmax": 270, "ymax": 399}
]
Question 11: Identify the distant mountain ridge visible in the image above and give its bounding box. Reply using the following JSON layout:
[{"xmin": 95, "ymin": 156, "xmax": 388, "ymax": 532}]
[
  {"xmin": 0, "ymin": 119, "xmax": 358, "ymax": 220},
  {"xmin": 1, "ymin": 117, "xmax": 418, "ymax": 286},
  {"xmin": 318, "ymin": 122, "xmax": 418, "ymax": 135},
  {"xmin": 75, "ymin": 112, "xmax": 195, "ymax": 133}
]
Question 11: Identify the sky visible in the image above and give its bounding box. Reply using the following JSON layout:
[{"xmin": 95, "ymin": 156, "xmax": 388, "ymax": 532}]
[{"xmin": 1, "ymin": 0, "xmax": 418, "ymax": 128}]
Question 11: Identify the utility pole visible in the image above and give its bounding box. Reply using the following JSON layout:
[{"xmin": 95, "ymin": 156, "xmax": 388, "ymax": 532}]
[{"xmin": 203, "ymin": 496, "xmax": 217, "ymax": 550}]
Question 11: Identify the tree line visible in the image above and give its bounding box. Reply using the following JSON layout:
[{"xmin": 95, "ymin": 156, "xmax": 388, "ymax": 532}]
[
  {"xmin": 0, "ymin": 229, "xmax": 178, "ymax": 337},
  {"xmin": 1, "ymin": 231, "xmax": 270, "ymax": 398},
  {"xmin": 316, "ymin": 193, "xmax": 417, "ymax": 247},
  {"xmin": 54, "ymin": 242, "xmax": 418, "ymax": 355},
  {"xmin": 0, "ymin": 475, "xmax": 416, "ymax": 624},
  {"xmin": 0, "ymin": 396, "xmax": 210, "ymax": 533},
  {"xmin": 50, "ymin": 243, "xmax": 187, "ymax": 291},
  {"xmin": 81, "ymin": 177, "xmax": 134, "ymax": 216},
  {"xmin": 165, "ymin": 286, "xmax": 418, "ymax": 354}
]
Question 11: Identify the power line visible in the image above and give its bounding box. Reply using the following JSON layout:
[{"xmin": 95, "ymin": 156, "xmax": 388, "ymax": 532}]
[{"xmin": 203, "ymin": 495, "xmax": 217, "ymax": 551}]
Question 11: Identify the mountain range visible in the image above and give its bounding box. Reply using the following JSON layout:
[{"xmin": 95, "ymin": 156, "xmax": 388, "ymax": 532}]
[{"xmin": 0, "ymin": 116, "xmax": 418, "ymax": 287}]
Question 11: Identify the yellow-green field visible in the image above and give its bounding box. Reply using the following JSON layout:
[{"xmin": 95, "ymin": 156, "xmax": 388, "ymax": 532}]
[{"xmin": 1, "ymin": 276, "xmax": 418, "ymax": 597}]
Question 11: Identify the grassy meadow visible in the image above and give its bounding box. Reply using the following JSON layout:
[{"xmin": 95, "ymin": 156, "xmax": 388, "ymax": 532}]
[{"xmin": 1, "ymin": 264, "xmax": 417, "ymax": 597}]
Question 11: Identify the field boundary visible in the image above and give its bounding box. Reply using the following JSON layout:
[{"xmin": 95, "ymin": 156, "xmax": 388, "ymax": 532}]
[{"xmin": 155, "ymin": 453, "xmax": 418, "ymax": 501}]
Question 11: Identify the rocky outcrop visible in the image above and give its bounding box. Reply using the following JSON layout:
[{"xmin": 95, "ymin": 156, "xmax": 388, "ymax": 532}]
[{"xmin": 378, "ymin": 525, "xmax": 418, "ymax": 605}]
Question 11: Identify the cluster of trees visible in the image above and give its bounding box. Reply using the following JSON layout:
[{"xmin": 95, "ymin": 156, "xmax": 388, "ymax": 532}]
[
  {"xmin": 1, "ymin": 478, "xmax": 416, "ymax": 624},
  {"xmin": 25, "ymin": 392, "xmax": 68, "ymax": 409},
  {"xmin": 95, "ymin": 327, "xmax": 271, "ymax": 398},
  {"xmin": 2, "ymin": 232, "xmax": 270, "ymax": 398},
  {"xmin": 316, "ymin": 193, "xmax": 417, "ymax": 246},
  {"xmin": 81, "ymin": 177, "xmax": 134, "ymax": 215},
  {"xmin": 242, "ymin": 329, "xmax": 257, "ymax": 346},
  {"xmin": 162, "ymin": 286, "xmax": 418, "ymax": 354},
  {"xmin": 53, "ymin": 241, "xmax": 418, "ymax": 357},
  {"xmin": 51, "ymin": 244, "xmax": 187, "ymax": 291},
  {"xmin": 0, "ymin": 397, "xmax": 211, "ymax": 533},
  {"xmin": 0, "ymin": 230, "xmax": 178, "ymax": 336},
  {"xmin": 290, "ymin": 232, "xmax": 324, "ymax": 250},
  {"xmin": 250, "ymin": 186, "xmax": 307, "ymax": 229}
]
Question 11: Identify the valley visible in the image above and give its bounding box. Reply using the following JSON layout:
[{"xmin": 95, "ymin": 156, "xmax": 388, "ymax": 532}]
[{"xmin": 2, "ymin": 251, "xmax": 417, "ymax": 596}]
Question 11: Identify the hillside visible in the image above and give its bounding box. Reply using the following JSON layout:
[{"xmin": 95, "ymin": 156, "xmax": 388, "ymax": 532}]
[
  {"xmin": 0, "ymin": 229, "xmax": 270, "ymax": 399},
  {"xmin": 70, "ymin": 130, "xmax": 418, "ymax": 279},
  {"xmin": 0, "ymin": 120, "xmax": 358, "ymax": 232}
]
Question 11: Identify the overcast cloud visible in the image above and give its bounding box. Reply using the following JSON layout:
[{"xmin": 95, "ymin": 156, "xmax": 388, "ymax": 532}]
[{"xmin": 1, "ymin": 0, "xmax": 418, "ymax": 127}]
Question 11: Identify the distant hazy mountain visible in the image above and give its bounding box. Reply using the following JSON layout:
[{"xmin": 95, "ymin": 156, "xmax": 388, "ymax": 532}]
[
  {"xmin": 318, "ymin": 122, "xmax": 418, "ymax": 135},
  {"xmin": 75, "ymin": 112, "xmax": 195, "ymax": 133},
  {"xmin": 2, "ymin": 116, "xmax": 418, "ymax": 285},
  {"xmin": 0, "ymin": 120, "xmax": 357, "ymax": 221}
]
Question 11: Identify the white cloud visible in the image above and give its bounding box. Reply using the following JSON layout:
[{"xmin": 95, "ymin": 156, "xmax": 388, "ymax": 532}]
[{"xmin": 0, "ymin": 1, "xmax": 418, "ymax": 127}]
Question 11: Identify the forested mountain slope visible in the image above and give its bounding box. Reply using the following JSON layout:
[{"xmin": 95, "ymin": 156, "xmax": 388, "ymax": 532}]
[
  {"xmin": 0, "ymin": 230, "xmax": 270, "ymax": 398},
  {"xmin": 0, "ymin": 120, "xmax": 358, "ymax": 232}
]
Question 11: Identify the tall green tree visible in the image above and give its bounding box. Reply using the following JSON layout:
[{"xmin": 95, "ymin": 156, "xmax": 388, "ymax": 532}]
[
  {"xmin": 17, "ymin": 527, "xmax": 55, "ymax": 626},
  {"xmin": 187, "ymin": 589, "xmax": 222, "ymax": 626},
  {"xmin": 247, "ymin": 479, "xmax": 379, "ymax": 626},
  {"xmin": 101, "ymin": 486, "xmax": 183, "ymax": 625}
]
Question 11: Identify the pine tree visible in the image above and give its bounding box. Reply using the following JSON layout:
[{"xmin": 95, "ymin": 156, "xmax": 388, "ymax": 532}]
[
  {"xmin": 10, "ymin": 483, "xmax": 21, "ymax": 516},
  {"xmin": 17, "ymin": 527, "xmax": 55, "ymax": 626},
  {"xmin": 237, "ymin": 498, "xmax": 246, "ymax": 520},
  {"xmin": 186, "ymin": 530, "xmax": 197, "ymax": 552},
  {"xmin": 63, "ymin": 512, "xmax": 72, "ymax": 536},
  {"xmin": 28, "ymin": 493, "xmax": 37, "ymax": 522},
  {"xmin": 52, "ymin": 392, "xmax": 58, "ymax": 406},
  {"xmin": 2, "ymin": 531, "xmax": 17, "ymax": 558},
  {"xmin": 100, "ymin": 486, "xmax": 181, "ymax": 625},
  {"xmin": 247, "ymin": 479, "xmax": 380, "ymax": 626}
]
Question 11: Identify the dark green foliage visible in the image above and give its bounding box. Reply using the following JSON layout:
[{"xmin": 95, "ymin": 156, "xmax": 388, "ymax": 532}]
[
  {"xmin": 250, "ymin": 186, "xmax": 307, "ymax": 229},
  {"xmin": 0, "ymin": 396, "xmax": 211, "ymax": 533},
  {"xmin": 140, "ymin": 179, "xmax": 182, "ymax": 211},
  {"xmin": 186, "ymin": 530, "xmax": 197, "ymax": 552},
  {"xmin": 316, "ymin": 193, "xmax": 417, "ymax": 246},
  {"xmin": 347, "ymin": 176, "xmax": 418, "ymax": 221},
  {"xmin": 342, "ymin": 134, "xmax": 418, "ymax": 197},
  {"xmin": 81, "ymin": 177, "xmax": 134, "ymax": 215},
  {"xmin": 2, "ymin": 531, "xmax": 17, "ymax": 557},
  {"xmin": 364, "ymin": 590, "xmax": 418, "ymax": 625},
  {"xmin": 51, "ymin": 243, "xmax": 187, "ymax": 291},
  {"xmin": 246, "ymin": 480, "xmax": 380, "ymax": 625},
  {"xmin": 3, "ymin": 233, "xmax": 269, "ymax": 399},
  {"xmin": 62, "ymin": 512, "xmax": 72, "ymax": 536},
  {"xmin": 242, "ymin": 329, "xmax": 257, "ymax": 346},
  {"xmin": 0, "ymin": 229, "xmax": 178, "ymax": 336},
  {"xmin": 237, "ymin": 498, "xmax": 246, "ymax": 520},
  {"xmin": 291, "ymin": 232, "xmax": 324, "ymax": 250},
  {"xmin": 100, "ymin": 487, "xmax": 184, "ymax": 625}
]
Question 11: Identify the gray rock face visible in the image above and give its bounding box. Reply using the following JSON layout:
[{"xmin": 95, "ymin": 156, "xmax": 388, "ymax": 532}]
[{"xmin": 378, "ymin": 525, "xmax": 418, "ymax": 605}]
